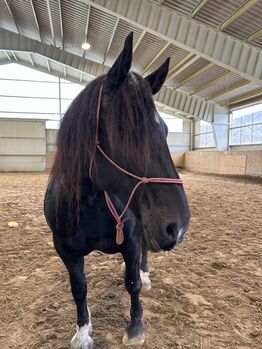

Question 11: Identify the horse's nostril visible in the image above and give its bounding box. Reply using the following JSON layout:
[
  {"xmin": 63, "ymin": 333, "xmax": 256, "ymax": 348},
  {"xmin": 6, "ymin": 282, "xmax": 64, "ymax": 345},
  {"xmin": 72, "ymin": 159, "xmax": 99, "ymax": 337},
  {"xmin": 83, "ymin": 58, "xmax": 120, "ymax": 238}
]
[{"xmin": 166, "ymin": 224, "xmax": 177, "ymax": 238}]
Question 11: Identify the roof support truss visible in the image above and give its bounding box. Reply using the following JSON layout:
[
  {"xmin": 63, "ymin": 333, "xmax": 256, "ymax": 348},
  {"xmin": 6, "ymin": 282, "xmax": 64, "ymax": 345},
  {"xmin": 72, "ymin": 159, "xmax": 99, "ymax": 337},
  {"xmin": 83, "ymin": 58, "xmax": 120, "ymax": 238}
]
[
  {"xmin": 58, "ymin": 0, "xmax": 64, "ymax": 49},
  {"xmin": 218, "ymin": 0, "xmax": 258, "ymax": 31},
  {"xmin": 29, "ymin": 0, "xmax": 42, "ymax": 42},
  {"xmin": 133, "ymin": 30, "xmax": 146, "ymax": 53},
  {"xmin": 155, "ymin": 86, "xmax": 227, "ymax": 122},
  {"xmin": 190, "ymin": 71, "xmax": 235, "ymax": 95},
  {"xmin": 141, "ymin": 41, "xmax": 170, "ymax": 75},
  {"xmin": 0, "ymin": 28, "xmax": 229, "ymax": 120},
  {"xmin": 102, "ymin": 17, "xmax": 119, "ymax": 64},
  {"xmin": 81, "ymin": 0, "xmax": 261, "ymax": 83},
  {"xmin": 190, "ymin": 0, "xmax": 209, "ymax": 18},
  {"xmin": 206, "ymin": 80, "xmax": 251, "ymax": 101},
  {"xmin": 27, "ymin": 52, "xmax": 35, "ymax": 67},
  {"xmin": 4, "ymin": 0, "xmax": 20, "ymax": 34},
  {"xmin": 222, "ymin": 88, "xmax": 262, "ymax": 107},
  {"xmin": 245, "ymin": 28, "xmax": 262, "ymax": 43},
  {"xmin": 168, "ymin": 55, "xmax": 199, "ymax": 81},
  {"xmin": 46, "ymin": 0, "xmax": 56, "ymax": 46},
  {"xmin": 83, "ymin": 4, "xmax": 91, "ymax": 58},
  {"xmin": 175, "ymin": 62, "xmax": 215, "ymax": 88}
]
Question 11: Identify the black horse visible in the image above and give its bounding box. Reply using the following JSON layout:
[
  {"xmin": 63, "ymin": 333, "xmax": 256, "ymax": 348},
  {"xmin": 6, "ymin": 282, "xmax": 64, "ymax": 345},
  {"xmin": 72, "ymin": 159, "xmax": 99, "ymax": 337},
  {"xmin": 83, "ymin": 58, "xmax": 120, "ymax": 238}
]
[{"xmin": 44, "ymin": 32, "xmax": 190, "ymax": 348}]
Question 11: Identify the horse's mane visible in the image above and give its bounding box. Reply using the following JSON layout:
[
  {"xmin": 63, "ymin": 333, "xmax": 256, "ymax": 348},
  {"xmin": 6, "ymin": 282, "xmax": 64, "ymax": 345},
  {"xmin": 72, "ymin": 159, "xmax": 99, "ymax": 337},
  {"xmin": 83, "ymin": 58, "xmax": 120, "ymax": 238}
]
[{"xmin": 51, "ymin": 72, "xmax": 165, "ymax": 219}]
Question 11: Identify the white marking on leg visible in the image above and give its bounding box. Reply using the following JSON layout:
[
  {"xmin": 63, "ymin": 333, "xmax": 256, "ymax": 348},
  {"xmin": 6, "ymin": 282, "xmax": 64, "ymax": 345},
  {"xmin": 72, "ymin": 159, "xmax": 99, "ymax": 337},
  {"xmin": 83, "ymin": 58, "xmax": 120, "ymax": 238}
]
[
  {"xmin": 71, "ymin": 308, "xmax": 93, "ymax": 349},
  {"xmin": 121, "ymin": 261, "xmax": 126, "ymax": 274},
  {"xmin": 123, "ymin": 331, "xmax": 146, "ymax": 347},
  {"xmin": 71, "ymin": 323, "xmax": 93, "ymax": 349},
  {"xmin": 140, "ymin": 270, "xmax": 152, "ymax": 291}
]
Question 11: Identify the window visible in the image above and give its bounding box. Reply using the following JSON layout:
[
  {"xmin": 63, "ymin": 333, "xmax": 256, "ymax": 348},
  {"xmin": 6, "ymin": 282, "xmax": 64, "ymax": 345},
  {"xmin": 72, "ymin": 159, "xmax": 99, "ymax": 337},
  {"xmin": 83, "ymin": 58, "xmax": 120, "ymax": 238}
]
[
  {"xmin": 0, "ymin": 63, "xmax": 84, "ymax": 129},
  {"xmin": 194, "ymin": 120, "xmax": 215, "ymax": 148},
  {"xmin": 230, "ymin": 103, "xmax": 262, "ymax": 146}
]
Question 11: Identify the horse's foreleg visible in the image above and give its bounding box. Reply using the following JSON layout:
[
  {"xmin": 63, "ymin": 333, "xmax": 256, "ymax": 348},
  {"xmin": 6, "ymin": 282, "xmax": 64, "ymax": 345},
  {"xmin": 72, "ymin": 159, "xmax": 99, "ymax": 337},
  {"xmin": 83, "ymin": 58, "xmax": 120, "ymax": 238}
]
[
  {"xmin": 140, "ymin": 237, "xmax": 151, "ymax": 291},
  {"xmin": 54, "ymin": 239, "xmax": 93, "ymax": 349},
  {"xmin": 122, "ymin": 248, "xmax": 145, "ymax": 347}
]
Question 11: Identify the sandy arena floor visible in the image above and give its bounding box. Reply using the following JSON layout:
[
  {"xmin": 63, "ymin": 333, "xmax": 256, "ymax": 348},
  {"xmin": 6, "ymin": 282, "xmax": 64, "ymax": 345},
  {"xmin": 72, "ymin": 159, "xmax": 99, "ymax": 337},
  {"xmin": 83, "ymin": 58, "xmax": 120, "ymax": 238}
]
[{"xmin": 0, "ymin": 172, "xmax": 261, "ymax": 349}]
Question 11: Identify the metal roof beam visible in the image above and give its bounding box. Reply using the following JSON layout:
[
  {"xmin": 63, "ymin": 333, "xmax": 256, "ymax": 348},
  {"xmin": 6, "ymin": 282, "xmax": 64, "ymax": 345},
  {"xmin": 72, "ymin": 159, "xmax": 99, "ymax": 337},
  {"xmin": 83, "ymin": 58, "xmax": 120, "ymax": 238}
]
[
  {"xmin": 245, "ymin": 28, "xmax": 262, "ymax": 43},
  {"xmin": 58, "ymin": 0, "xmax": 64, "ymax": 49},
  {"xmin": 27, "ymin": 52, "xmax": 35, "ymax": 67},
  {"xmin": 176, "ymin": 62, "xmax": 215, "ymax": 88},
  {"xmin": 206, "ymin": 80, "xmax": 251, "ymax": 101},
  {"xmin": 229, "ymin": 94, "xmax": 262, "ymax": 108},
  {"xmin": 155, "ymin": 86, "xmax": 228, "ymax": 122},
  {"xmin": 81, "ymin": 0, "xmax": 262, "ymax": 83},
  {"xmin": 11, "ymin": 51, "xmax": 18, "ymax": 61},
  {"xmin": 46, "ymin": 58, "xmax": 51, "ymax": 72},
  {"xmin": 133, "ymin": 30, "xmax": 146, "ymax": 53},
  {"xmin": 29, "ymin": 0, "xmax": 42, "ymax": 42},
  {"xmin": 102, "ymin": 17, "xmax": 119, "ymax": 64},
  {"xmin": 222, "ymin": 89, "xmax": 262, "ymax": 107},
  {"xmin": 218, "ymin": 0, "xmax": 258, "ymax": 31},
  {"xmin": 190, "ymin": 0, "xmax": 209, "ymax": 18},
  {"xmin": 168, "ymin": 55, "xmax": 199, "ymax": 81},
  {"xmin": 168, "ymin": 52, "xmax": 194, "ymax": 76},
  {"xmin": 0, "ymin": 28, "xmax": 105, "ymax": 78},
  {"xmin": 83, "ymin": 4, "xmax": 91, "ymax": 58},
  {"xmin": 141, "ymin": 41, "xmax": 170, "ymax": 75},
  {"xmin": 0, "ymin": 29, "xmax": 228, "ymax": 120},
  {"xmin": 4, "ymin": 50, "xmax": 12, "ymax": 61},
  {"xmin": 46, "ymin": 0, "xmax": 56, "ymax": 46},
  {"xmin": 3, "ymin": 0, "xmax": 21, "ymax": 34},
  {"xmin": 190, "ymin": 71, "xmax": 235, "ymax": 95}
]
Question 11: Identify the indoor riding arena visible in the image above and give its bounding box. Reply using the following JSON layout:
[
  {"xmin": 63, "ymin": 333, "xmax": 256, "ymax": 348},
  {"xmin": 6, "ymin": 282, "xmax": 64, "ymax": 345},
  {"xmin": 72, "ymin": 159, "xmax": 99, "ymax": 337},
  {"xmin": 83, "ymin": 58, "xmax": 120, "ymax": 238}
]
[{"xmin": 0, "ymin": 1, "xmax": 261, "ymax": 349}]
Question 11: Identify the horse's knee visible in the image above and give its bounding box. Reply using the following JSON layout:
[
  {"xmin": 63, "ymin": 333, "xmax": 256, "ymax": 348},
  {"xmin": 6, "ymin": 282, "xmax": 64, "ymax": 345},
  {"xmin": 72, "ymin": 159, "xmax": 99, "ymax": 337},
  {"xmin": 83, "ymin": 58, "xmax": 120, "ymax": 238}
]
[{"xmin": 125, "ymin": 277, "xmax": 142, "ymax": 295}]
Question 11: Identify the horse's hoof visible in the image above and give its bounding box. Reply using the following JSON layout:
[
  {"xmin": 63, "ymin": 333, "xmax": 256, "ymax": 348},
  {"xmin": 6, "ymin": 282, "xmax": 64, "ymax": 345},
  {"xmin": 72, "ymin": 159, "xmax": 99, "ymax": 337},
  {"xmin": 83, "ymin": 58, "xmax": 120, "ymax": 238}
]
[
  {"xmin": 71, "ymin": 323, "xmax": 94, "ymax": 349},
  {"xmin": 140, "ymin": 270, "xmax": 151, "ymax": 291},
  {"xmin": 123, "ymin": 331, "xmax": 145, "ymax": 347}
]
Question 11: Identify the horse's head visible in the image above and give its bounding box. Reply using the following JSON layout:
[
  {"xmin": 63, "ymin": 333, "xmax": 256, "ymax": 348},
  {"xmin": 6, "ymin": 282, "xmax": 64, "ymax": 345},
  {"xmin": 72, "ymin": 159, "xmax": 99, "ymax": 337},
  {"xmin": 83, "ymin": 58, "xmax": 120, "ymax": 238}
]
[{"xmin": 92, "ymin": 33, "xmax": 190, "ymax": 251}]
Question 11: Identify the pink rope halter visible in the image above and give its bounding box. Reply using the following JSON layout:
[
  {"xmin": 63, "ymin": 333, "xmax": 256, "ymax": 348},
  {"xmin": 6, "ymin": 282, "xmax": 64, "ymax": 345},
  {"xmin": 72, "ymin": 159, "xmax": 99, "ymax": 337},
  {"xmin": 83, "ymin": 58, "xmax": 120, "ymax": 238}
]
[{"xmin": 89, "ymin": 83, "xmax": 183, "ymax": 245}]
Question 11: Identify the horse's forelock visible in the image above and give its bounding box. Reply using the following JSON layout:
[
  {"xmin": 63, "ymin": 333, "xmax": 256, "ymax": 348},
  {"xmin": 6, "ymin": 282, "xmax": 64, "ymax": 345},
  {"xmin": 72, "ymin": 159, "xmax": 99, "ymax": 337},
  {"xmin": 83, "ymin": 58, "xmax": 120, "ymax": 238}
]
[{"xmin": 51, "ymin": 72, "xmax": 164, "ymax": 220}]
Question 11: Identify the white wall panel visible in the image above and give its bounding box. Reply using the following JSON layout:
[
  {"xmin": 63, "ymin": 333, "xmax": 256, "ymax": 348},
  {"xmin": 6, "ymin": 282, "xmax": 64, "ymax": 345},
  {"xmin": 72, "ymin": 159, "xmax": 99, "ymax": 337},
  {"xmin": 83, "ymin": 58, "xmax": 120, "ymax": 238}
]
[
  {"xmin": 0, "ymin": 119, "xmax": 46, "ymax": 171},
  {"xmin": 46, "ymin": 129, "xmax": 57, "ymax": 152},
  {"xmin": 167, "ymin": 131, "xmax": 190, "ymax": 151},
  {"xmin": 0, "ymin": 138, "xmax": 45, "ymax": 155},
  {"xmin": 0, "ymin": 155, "xmax": 45, "ymax": 171},
  {"xmin": 0, "ymin": 120, "xmax": 45, "ymax": 138}
]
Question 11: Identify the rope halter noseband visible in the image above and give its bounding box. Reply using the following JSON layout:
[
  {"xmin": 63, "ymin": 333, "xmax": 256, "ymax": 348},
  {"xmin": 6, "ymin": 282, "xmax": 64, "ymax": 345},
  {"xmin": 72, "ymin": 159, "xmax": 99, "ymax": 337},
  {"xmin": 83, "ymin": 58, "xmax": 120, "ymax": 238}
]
[{"xmin": 89, "ymin": 83, "xmax": 183, "ymax": 245}]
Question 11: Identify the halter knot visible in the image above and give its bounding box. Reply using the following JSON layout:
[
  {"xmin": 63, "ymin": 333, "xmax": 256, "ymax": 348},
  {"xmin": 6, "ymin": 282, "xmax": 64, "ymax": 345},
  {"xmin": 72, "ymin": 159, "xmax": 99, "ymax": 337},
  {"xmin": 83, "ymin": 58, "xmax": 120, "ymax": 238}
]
[
  {"xmin": 141, "ymin": 177, "xmax": 149, "ymax": 184},
  {"xmin": 116, "ymin": 220, "xmax": 124, "ymax": 245}
]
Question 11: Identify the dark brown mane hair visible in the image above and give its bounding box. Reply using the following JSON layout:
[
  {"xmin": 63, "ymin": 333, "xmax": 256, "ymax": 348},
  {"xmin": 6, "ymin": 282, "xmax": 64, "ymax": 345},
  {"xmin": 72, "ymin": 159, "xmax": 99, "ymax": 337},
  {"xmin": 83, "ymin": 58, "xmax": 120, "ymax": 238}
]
[{"xmin": 50, "ymin": 72, "xmax": 165, "ymax": 220}]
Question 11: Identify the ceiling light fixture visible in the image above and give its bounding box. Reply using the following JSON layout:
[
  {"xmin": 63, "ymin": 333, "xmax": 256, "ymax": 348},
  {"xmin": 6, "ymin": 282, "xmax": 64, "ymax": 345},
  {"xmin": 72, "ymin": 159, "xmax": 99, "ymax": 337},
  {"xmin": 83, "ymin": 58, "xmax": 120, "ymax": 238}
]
[{"xmin": 82, "ymin": 42, "xmax": 91, "ymax": 50}]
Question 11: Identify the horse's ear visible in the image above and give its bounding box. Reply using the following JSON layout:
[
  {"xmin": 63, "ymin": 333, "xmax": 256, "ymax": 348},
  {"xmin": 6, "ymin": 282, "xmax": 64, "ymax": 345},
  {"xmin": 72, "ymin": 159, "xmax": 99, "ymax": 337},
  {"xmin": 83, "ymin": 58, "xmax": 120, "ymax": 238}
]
[
  {"xmin": 145, "ymin": 57, "xmax": 170, "ymax": 95},
  {"xmin": 106, "ymin": 32, "xmax": 133, "ymax": 90}
]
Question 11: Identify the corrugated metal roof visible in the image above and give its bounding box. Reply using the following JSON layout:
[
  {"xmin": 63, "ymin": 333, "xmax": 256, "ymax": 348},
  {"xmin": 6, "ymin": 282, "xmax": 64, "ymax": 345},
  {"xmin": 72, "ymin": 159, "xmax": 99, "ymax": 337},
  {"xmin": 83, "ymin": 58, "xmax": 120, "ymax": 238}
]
[
  {"xmin": 214, "ymin": 83, "xmax": 262, "ymax": 104},
  {"xmin": 179, "ymin": 65, "xmax": 227, "ymax": 93},
  {"xmin": 197, "ymin": 73, "xmax": 247, "ymax": 98},
  {"xmin": 224, "ymin": 2, "xmax": 262, "ymax": 41},
  {"xmin": 105, "ymin": 20, "xmax": 142, "ymax": 67},
  {"xmin": 160, "ymin": 0, "xmax": 199, "ymax": 16},
  {"xmin": 194, "ymin": 0, "xmax": 247, "ymax": 28},
  {"xmin": 144, "ymin": 44, "xmax": 190, "ymax": 76},
  {"xmin": 171, "ymin": 57, "xmax": 210, "ymax": 85},
  {"xmin": 0, "ymin": 0, "xmax": 261, "ymax": 113},
  {"xmin": 134, "ymin": 32, "xmax": 166, "ymax": 70}
]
